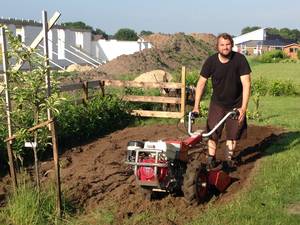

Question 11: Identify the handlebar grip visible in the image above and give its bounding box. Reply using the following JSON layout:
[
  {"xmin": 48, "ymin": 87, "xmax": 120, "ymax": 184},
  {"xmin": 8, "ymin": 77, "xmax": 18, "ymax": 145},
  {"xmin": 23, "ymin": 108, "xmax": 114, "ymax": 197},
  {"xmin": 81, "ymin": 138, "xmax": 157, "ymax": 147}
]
[
  {"xmin": 191, "ymin": 112, "xmax": 199, "ymax": 119},
  {"xmin": 230, "ymin": 108, "xmax": 240, "ymax": 120}
]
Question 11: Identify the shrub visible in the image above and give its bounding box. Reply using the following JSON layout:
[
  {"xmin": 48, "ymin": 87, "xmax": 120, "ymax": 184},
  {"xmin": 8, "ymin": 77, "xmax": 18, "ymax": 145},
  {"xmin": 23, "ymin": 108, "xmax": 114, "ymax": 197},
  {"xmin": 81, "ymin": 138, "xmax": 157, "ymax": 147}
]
[
  {"xmin": 251, "ymin": 76, "xmax": 269, "ymax": 96},
  {"xmin": 257, "ymin": 50, "xmax": 288, "ymax": 63},
  {"xmin": 57, "ymin": 95, "xmax": 134, "ymax": 146},
  {"xmin": 251, "ymin": 77, "xmax": 297, "ymax": 96},
  {"xmin": 268, "ymin": 80, "xmax": 297, "ymax": 96}
]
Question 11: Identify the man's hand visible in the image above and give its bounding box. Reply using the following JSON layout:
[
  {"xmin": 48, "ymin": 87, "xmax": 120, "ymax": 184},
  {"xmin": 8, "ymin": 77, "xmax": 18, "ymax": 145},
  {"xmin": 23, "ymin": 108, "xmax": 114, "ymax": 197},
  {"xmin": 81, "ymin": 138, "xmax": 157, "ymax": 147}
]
[
  {"xmin": 192, "ymin": 107, "xmax": 200, "ymax": 114},
  {"xmin": 237, "ymin": 107, "xmax": 246, "ymax": 123}
]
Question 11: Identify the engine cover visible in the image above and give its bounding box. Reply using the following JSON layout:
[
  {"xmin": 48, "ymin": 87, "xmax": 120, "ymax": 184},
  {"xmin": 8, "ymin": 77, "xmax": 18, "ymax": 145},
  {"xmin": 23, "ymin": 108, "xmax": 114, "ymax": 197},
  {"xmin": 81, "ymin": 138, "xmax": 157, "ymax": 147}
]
[{"xmin": 138, "ymin": 158, "xmax": 168, "ymax": 182}]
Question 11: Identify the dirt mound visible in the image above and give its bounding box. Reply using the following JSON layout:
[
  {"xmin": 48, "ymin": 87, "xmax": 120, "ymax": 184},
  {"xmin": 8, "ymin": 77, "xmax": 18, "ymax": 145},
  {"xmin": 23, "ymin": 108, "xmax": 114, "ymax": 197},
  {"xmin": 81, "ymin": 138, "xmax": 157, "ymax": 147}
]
[
  {"xmin": 96, "ymin": 33, "xmax": 215, "ymax": 78},
  {"xmin": 142, "ymin": 33, "xmax": 172, "ymax": 48},
  {"xmin": 190, "ymin": 33, "xmax": 217, "ymax": 48},
  {"xmin": 134, "ymin": 70, "xmax": 173, "ymax": 82},
  {"xmin": 35, "ymin": 124, "xmax": 281, "ymax": 224},
  {"xmin": 66, "ymin": 64, "xmax": 94, "ymax": 73}
]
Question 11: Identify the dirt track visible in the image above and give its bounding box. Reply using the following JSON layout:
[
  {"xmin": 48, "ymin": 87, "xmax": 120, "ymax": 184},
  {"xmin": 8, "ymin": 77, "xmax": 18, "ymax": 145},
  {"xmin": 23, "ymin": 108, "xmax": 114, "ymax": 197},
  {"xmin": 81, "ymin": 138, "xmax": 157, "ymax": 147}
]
[{"xmin": 37, "ymin": 123, "xmax": 282, "ymax": 224}]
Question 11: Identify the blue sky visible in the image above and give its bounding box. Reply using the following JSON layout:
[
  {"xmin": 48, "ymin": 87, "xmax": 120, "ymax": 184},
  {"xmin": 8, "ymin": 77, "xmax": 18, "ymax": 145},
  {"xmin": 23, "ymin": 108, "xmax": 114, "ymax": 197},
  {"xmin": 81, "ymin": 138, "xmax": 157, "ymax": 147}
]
[{"xmin": 0, "ymin": 0, "xmax": 299, "ymax": 36}]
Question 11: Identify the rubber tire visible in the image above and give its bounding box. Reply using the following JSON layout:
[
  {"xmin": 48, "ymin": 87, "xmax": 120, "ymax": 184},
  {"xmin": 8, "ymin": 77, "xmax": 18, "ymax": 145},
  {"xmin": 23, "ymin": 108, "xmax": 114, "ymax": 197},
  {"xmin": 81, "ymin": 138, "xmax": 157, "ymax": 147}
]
[{"xmin": 182, "ymin": 160, "xmax": 209, "ymax": 205}]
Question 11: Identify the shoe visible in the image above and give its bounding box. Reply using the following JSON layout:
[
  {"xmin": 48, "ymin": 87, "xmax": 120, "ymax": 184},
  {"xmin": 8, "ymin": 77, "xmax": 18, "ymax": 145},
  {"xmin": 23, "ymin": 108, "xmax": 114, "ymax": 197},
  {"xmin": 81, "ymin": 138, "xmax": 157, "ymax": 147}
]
[
  {"xmin": 207, "ymin": 155, "xmax": 217, "ymax": 170},
  {"xmin": 222, "ymin": 159, "xmax": 236, "ymax": 173}
]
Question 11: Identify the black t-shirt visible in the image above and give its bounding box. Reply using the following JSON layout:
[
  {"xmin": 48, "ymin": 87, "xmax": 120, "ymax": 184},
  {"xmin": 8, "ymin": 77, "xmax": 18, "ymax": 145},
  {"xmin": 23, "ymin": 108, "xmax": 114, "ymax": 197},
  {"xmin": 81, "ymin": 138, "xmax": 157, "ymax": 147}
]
[{"xmin": 200, "ymin": 51, "xmax": 251, "ymax": 108}]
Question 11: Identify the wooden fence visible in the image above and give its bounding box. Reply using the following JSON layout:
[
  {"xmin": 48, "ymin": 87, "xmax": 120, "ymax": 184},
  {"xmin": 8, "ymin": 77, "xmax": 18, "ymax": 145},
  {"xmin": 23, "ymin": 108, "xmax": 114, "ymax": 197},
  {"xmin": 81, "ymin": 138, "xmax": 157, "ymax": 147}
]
[{"xmin": 59, "ymin": 67, "xmax": 187, "ymax": 119}]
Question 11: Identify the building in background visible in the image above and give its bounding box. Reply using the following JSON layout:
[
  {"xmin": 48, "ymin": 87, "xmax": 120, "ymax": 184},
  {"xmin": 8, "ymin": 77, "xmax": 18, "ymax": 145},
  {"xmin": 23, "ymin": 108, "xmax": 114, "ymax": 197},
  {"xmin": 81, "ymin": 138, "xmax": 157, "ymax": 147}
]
[
  {"xmin": 0, "ymin": 17, "xmax": 152, "ymax": 70},
  {"xmin": 233, "ymin": 28, "xmax": 294, "ymax": 56}
]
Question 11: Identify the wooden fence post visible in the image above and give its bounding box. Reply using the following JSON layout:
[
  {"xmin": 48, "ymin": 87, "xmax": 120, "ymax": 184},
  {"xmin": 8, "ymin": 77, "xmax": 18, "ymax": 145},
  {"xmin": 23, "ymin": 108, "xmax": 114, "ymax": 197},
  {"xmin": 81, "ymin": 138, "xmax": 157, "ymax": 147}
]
[
  {"xmin": 1, "ymin": 27, "xmax": 18, "ymax": 190},
  {"xmin": 82, "ymin": 81, "xmax": 88, "ymax": 104},
  {"xmin": 180, "ymin": 66, "xmax": 186, "ymax": 122}
]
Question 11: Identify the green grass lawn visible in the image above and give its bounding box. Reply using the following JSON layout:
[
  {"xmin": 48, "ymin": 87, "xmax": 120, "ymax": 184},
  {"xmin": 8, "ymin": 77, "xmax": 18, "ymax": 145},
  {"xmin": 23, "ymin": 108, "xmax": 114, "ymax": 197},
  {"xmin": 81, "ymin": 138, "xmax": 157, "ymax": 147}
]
[{"xmin": 251, "ymin": 62, "xmax": 300, "ymax": 90}]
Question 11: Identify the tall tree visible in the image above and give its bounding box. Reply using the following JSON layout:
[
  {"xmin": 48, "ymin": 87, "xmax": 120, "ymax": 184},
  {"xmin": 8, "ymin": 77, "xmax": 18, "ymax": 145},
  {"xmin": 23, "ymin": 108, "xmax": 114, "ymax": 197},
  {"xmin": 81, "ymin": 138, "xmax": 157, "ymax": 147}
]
[
  {"xmin": 241, "ymin": 26, "xmax": 262, "ymax": 34},
  {"xmin": 61, "ymin": 21, "xmax": 92, "ymax": 30},
  {"xmin": 114, "ymin": 28, "xmax": 138, "ymax": 41}
]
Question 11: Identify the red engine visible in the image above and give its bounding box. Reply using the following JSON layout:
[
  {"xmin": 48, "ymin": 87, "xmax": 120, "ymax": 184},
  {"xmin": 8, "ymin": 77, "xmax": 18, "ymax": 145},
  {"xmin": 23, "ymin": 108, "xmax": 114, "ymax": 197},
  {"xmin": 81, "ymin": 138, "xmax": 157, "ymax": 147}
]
[{"xmin": 137, "ymin": 158, "xmax": 168, "ymax": 182}]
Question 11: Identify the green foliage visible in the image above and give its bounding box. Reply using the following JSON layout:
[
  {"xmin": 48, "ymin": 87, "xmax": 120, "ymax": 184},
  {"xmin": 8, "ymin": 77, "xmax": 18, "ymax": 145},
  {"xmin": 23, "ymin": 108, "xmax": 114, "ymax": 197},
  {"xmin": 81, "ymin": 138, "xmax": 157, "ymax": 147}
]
[
  {"xmin": 0, "ymin": 183, "xmax": 56, "ymax": 225},
  {"xmin": 251, "ymin": 76, "xmax": 297, "ymax": 96},
  {"xmin": 251, "ymin": 76, "xmax": 269, "ymax": 96},
  {"xmin": 57, "ymin": 95, "xmax": 134, "ymax": 145},
  {"xmin": 62, "ymin": 21, "xmax": 108, "ymax": 39},
  {"xmin": 269, "ymin": 80, "xmax": 297, "ymax": 96},
  {"xmin": 267, "ymin": 27, "xmax": 300, "ymax": 42},
  {"xmin": 298, "ymin": 49, "xmax": 300, "ymax": 60},
  {"xmin": 92, "ymin": 28, "xmax": 108, "ymax": 40},
  {"xmin": 186, "ymin": 71, "xmax": 199, "ymax": 87},
  {"xmin": 114, "ymin": 28, "xmax": 138, "ymax": 41},
  {"xmin": 61, "ymin": 21, "xmax": 92, "ymax": 31},
  {"xmin": 0, "ymin": 27, "xmax": 64, "ymax": 168},
  {"xmin": 241, "ymin": 26, "xmax": 262, "ymax": 34},
  {"xmin": 140, "ymin": 30, "xmax": 154, "ymax": 36},
  {"xmin": 256, "ymin": 50, "xmax": 288, "ymax": 63}
]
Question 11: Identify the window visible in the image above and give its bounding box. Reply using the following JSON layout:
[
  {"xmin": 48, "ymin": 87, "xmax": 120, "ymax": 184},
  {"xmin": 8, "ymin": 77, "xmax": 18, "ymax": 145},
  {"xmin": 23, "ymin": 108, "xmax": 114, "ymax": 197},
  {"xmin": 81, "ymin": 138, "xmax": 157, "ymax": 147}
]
[
  {"xmin": 75, "ymin": 32, "xmax": 83, "ymax": 49},
  {"xmin": 289, "ymin": 48, "xmax": 294, "ymax": 53},
  {"xmin": 15, "ymin": 26, "xmax": 24, "ymax": 42}
]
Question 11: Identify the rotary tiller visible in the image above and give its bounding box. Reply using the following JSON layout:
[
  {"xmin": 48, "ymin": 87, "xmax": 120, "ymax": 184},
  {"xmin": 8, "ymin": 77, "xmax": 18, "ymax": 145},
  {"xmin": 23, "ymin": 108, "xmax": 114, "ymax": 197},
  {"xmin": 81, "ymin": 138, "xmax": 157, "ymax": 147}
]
[{"xmin": 125, "ymin": 110, "xmax": 238, "ymax": 204}]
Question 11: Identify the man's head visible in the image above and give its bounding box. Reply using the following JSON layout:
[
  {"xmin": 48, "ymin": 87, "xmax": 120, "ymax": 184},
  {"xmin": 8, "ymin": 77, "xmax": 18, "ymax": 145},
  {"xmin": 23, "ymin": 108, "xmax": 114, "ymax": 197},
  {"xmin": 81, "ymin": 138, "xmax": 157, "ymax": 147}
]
[{"xmin": 216, "ymin": 33, "xmax": 234, "ymax": 57}]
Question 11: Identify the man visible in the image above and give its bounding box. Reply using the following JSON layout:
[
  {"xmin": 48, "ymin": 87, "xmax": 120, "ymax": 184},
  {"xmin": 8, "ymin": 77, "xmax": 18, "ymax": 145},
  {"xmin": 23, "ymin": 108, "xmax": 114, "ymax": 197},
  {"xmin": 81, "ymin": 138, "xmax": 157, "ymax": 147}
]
[{"xmin": 193, "ymin": 33, "xmax": 251, "ymax": 169}]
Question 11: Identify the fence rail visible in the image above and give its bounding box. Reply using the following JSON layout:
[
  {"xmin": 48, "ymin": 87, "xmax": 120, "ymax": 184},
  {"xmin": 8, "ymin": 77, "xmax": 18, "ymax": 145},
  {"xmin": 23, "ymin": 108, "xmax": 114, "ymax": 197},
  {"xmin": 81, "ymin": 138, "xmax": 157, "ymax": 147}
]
[{"xmin": 59, "ymin": 67, "xmax": 187, "ymax": 119}]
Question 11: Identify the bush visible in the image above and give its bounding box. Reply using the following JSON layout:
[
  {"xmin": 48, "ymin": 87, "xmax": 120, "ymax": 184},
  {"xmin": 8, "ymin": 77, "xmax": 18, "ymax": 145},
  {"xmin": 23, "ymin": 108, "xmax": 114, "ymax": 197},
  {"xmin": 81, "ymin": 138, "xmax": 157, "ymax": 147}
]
[
  {"xmin": 268, "ymin": 80, "xmax": 297, "ymax": 96},
  {"xmin": 251, "ymin": 77, "xmax": 297, "ymax": 96},
  {"xmin": 251, "ymin": 76, "xmax": 269, "ymax": 96},
  {"xmin": 256, "ymin": 50, "xmax": 288, "ymax": 63},
  {"xmin": 57, "ymin": 95, "xmax": 134, "ymax": 146}
]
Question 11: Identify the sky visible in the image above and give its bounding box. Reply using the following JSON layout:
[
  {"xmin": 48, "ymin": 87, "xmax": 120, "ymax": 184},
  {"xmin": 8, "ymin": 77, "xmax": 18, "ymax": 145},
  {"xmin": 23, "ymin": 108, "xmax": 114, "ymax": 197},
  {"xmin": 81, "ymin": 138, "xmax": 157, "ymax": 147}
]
[{"xmin": 0, "ymin": 0, "xmax": 299, "ymax": 36}]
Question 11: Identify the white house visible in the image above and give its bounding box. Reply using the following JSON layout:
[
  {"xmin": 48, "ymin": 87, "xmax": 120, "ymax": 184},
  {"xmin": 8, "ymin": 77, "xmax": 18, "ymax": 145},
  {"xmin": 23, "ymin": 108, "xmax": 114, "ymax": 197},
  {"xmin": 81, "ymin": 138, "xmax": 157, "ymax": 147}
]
[
  {"xmin": 91, "ymin": 38, "xmax": 152, "ymax": 62},
  {"xmin": 0, "ymin": 17, "xmax": 152, "ymax": 70},
  {"xmin": 233, "ymin": 28, "xmax": 267, "ymax": 52}
]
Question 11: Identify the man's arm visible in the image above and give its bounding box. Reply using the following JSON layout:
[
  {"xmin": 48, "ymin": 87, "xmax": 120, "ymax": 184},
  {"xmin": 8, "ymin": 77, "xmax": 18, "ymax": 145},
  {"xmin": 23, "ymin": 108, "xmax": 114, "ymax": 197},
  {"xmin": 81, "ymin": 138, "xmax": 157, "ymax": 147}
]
[
  {"xmin": 238, "ymin": 74, "xmax": 251, "ymax": 123},
  {"xmin": 193, "ymin": 76, "xmax": 207, "ymax": 113}
]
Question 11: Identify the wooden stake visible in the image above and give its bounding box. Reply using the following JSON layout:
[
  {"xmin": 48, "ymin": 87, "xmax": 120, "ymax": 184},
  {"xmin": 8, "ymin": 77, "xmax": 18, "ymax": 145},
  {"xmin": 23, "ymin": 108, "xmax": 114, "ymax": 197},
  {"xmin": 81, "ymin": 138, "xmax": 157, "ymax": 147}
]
[
  {"xmin": 180, "ymin": 66, "xmax": 186, "ymax": 122},
  {"xmin": 1, "ymin": 27, "xmax": 18, "ymax": 190},
  {"xmin": 42, "ymin": 10, "xmax": 62, "ymax": 218}
]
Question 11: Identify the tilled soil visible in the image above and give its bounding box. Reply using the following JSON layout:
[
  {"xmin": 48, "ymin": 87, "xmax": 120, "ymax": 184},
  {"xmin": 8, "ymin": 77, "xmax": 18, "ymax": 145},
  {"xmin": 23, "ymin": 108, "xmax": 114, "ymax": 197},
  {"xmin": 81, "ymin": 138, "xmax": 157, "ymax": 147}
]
[
  {"xmin": 0, "ymin": 124, "xmax": 283, "ymax": 224},
  {"xmin": 37, "ymin": 124, "xmax": 282, "ymax": 224}
]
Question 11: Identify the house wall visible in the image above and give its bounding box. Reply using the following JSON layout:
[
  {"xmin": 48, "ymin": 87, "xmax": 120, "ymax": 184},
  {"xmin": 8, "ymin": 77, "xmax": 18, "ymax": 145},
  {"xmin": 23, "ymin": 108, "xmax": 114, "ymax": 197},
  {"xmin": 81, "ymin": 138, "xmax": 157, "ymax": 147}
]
[
  {"xmin": 233, "ymin": 28, "xmax": 266, "ymax": 51},
  {"xmin": 91, "ymin": 39, "xmax": 152, "ymax": 62},
  {"xmin": 283, "ymin": 44, "xmax": 300, "ymax": 59}
]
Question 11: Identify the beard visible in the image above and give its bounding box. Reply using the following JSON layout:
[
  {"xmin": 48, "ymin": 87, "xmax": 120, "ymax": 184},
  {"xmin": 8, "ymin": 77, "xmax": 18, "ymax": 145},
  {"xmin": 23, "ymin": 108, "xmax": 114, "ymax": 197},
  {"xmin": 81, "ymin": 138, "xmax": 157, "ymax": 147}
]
[{"xmin": 219, "ymin": 51, "xmax": 232, "ymax": 58}]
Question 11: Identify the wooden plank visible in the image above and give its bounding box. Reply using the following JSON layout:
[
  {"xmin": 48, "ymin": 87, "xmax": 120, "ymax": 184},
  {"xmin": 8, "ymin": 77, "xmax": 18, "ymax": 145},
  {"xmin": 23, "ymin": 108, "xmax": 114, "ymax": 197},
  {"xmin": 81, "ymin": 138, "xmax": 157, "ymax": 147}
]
[
  {"xmin": 103, "ymin": 79, "xmax": 181, "ymax": 89},
  {"xmin": 123, "ymin": 95, "xmax": 181, "ymax": 104},
  {"xmin": 5, "ymin": 119, "xmax": 53, "ymax": 142},
  {"xmin": 87, "ymin": 80, "xmax": 101, "ymax": 88},
  {"xmin": 13, "ymin": 11, "xmax": 61, "ymax": 71},
  {"xmin": 132, "ymin": 110, "xmax": 182, "ymax": 118},
  {"xmin": 59, "ymin": 83, "xmax": 82, "ymax": 92}
]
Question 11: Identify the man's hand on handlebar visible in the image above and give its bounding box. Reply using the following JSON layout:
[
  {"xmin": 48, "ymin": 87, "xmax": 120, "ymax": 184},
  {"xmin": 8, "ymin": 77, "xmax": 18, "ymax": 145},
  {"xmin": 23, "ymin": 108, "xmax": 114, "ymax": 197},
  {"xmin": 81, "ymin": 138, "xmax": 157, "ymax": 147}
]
[{"xmin": 237, "ymin": 107, "xmax": 246, "ymax": 123}]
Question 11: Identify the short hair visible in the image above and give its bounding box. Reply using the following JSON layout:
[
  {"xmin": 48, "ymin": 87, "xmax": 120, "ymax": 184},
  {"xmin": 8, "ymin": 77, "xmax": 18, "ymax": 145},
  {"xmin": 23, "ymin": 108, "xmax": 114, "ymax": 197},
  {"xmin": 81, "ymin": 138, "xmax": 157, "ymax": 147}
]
[{"xmin": 216, "ymin": 33, "xmax": 234, "ymax": 48}]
